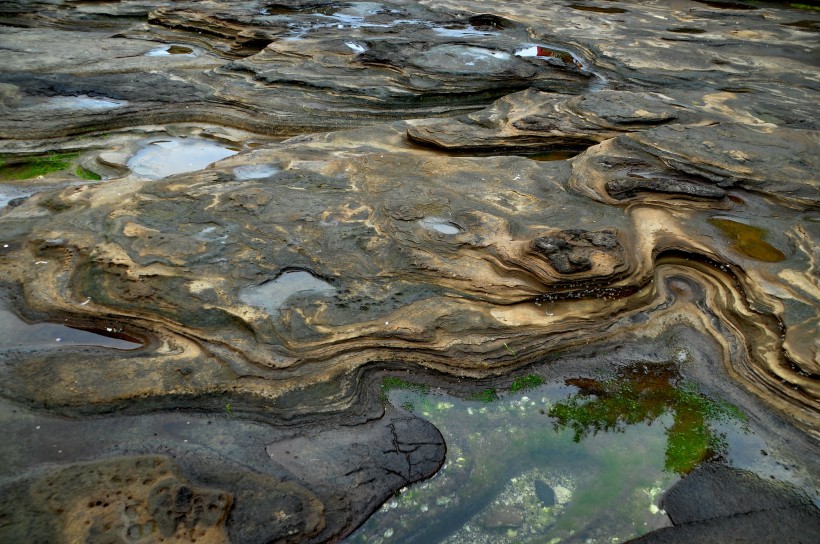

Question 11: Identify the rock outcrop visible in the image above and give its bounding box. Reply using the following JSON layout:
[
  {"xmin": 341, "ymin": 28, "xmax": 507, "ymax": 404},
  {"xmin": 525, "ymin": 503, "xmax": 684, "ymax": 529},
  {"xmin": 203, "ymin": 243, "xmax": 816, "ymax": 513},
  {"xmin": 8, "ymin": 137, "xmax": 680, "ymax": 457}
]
[{"xmin": 0, "ymin": 1, "xmax": 817, "ymax": 542}]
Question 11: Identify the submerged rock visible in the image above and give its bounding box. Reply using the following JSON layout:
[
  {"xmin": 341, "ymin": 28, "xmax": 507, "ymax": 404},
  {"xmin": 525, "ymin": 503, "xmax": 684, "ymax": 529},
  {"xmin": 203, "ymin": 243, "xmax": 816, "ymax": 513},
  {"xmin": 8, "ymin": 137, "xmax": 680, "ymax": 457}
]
[{"xmin": 534, "ymin": 479, "xmax": 556, "ymax": 507}]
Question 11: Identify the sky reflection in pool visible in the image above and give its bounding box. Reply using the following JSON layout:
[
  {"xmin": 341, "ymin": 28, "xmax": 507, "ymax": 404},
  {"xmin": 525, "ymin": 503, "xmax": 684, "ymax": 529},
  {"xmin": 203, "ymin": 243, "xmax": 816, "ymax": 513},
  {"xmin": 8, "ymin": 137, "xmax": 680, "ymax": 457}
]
[
  {"xmin": 127, "ymin": 138, "xmax": 239, "ymax": 179},
  {"xmin": 348, "ymin": 364, "xmax": 758, "ymax": 544},
  {"xmin": 0, "ymin": 309, "xmax": 142, "ymax": 351}
]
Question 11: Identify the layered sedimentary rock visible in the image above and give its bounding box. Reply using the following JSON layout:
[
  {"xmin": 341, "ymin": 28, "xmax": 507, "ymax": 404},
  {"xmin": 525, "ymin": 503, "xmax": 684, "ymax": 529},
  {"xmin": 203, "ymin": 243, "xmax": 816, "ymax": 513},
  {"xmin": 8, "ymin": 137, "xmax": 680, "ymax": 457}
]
[{"xmin": 0, "ymin": 1, "xmax": 818, "ymax": 543}]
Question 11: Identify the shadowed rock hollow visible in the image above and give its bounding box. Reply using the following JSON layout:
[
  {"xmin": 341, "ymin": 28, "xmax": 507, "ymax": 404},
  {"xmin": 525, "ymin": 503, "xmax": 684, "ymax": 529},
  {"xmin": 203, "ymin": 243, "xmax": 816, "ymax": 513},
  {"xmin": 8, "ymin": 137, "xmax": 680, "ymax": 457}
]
[{"xmin": 0, "ymin": 1, "xmax": 818, "ymax": 543}]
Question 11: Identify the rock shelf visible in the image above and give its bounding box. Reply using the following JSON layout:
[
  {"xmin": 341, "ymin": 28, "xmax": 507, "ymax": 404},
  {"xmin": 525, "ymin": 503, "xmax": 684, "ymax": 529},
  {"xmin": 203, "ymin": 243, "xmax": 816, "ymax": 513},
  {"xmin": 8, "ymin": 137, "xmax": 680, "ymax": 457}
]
[{"xmin": 0, "ymin": 1, "xmax": 817, "ymax": 543}]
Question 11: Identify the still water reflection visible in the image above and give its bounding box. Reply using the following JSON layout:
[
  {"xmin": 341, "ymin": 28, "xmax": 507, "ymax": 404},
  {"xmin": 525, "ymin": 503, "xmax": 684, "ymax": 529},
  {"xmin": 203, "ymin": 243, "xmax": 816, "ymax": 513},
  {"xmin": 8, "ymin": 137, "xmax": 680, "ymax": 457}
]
[{"xmin": 348, "ymin": 363, "xmax": 751, "ymax": 544}]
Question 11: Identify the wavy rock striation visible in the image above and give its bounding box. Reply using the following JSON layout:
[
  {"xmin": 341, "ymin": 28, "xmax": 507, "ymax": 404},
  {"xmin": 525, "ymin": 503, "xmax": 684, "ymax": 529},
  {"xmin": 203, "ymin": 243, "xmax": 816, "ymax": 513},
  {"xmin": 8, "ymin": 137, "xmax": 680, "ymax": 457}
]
[{"xmin": 0, "ymin": 1, "xmax": 818, "ymax": 542}]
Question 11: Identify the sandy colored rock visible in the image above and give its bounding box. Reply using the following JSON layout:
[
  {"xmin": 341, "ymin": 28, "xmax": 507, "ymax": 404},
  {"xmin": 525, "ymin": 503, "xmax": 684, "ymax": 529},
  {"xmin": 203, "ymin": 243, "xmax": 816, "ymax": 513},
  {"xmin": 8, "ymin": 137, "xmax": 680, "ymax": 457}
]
[{"xmin": 0, "ymin": 1, "xmax": 818, "ymax": 543}]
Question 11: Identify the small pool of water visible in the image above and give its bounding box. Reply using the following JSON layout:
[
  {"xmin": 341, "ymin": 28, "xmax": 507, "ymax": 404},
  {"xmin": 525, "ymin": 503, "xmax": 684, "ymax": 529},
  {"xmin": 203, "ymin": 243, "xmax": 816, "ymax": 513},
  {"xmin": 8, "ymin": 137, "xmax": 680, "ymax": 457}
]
[
  {"xmin": 41, "ymin": 95, "xmax": 127, "ymax": 110},
  {"xmin": 667, "ymin": 27, "xmax": 708, "ymax": 34},
  {"xmin": 431, "ymin": 24, "xmax": 496, "ymax": 38},
  {"xmin": 233, "ymin": 164, "xmax": 280, "ymax": 180},
  {"xmin": 708, "ymin": 217, "xmax": 786, "ymax": 262},
  {"xmin": 419, "ymin": 217, "xmax": 461, "ymax": 235},
  {"xmin": 346, "ymin": 42, "xmax": 368, "ymax": 54},
  {"xmin": 0, "ymin": 309, "xmax": 143, "ymax": 351},
  {"xmin": 127, "ymin": 138, "xmax": 239, "ymax": 179},
  {"xmin": 347, "ymin": 363, "xmax": 773, "ymax": 544},
  {"xmin": 0, "ymin": 185, "xmax": 42, "ymax": 209},
  {"xmin": 145, "ymin": 45, "xmax": 195, "ymax": 56},
  {"xmin": 514, "ymin": 43, "xmax": 608, "ymax": 92},
  {"xmin": 515, "ymin": 45, "xmax": 583, "ymax": 68},
  {"xmin": 239, "ymin": 270, "xmax": 337, "ymax": 316},
  {"xmin": 525, "ymin": 150, "xmax": 583, "ymax": 161}
]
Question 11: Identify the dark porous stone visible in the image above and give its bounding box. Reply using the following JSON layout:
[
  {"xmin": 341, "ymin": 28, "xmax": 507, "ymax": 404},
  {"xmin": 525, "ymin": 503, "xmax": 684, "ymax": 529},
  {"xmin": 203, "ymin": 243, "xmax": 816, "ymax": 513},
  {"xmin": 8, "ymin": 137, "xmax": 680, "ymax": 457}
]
[
  {"xmin": 532, "ymin": 229, "xmax": 622, "ymax": 274},
  {"xmin": 606, "ymin": 177, "xmax": 727, "ymax": 200}
]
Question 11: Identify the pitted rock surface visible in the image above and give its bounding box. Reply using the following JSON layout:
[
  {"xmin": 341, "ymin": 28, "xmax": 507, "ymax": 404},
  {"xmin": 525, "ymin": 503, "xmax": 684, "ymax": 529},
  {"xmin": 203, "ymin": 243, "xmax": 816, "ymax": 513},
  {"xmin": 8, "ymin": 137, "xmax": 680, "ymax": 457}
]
[{"xmin": 532, "ymin": 229, "xmax": 622, "ymax": 275}]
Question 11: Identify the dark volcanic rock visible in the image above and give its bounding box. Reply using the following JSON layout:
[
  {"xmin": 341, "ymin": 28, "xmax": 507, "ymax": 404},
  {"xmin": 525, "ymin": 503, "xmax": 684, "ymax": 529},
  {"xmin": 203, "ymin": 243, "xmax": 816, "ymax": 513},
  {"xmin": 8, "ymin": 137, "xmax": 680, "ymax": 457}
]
[
  {"xmin": 628, "ymin": 507, "xmax": 820, "ymax": 544},
  {"xmin": 532, "ymin": 229, "xmax": 622, "ymax": 275},
  {"xmin": 661, "ymin": 463, "xmax": 816, "ymax": 525},
  {"xmin": 0, "ymin": 401, "xmax": 444, "ymax": 544},
  {"xmin": 629, "ymin": 464, "xmax": 820, "ymax": 544},
  {"xmin": 267, "ymin": 406, "xmax": 446, "ymax": 538}
]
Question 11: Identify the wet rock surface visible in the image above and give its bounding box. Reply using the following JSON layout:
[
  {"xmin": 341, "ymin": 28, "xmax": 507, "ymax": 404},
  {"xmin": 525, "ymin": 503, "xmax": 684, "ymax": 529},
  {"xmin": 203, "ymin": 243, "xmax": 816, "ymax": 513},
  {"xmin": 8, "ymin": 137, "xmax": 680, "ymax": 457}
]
[
  {"xmin": 630, "ymin": 463, "xmax": 820, "ymax": 544},
  {"xmin": 661, "ymin": 463, "xmax": 817, "ymax": 525},
  {"xmin": 0, "ymin": 1, "xmax": 818, "ymax": 543}
]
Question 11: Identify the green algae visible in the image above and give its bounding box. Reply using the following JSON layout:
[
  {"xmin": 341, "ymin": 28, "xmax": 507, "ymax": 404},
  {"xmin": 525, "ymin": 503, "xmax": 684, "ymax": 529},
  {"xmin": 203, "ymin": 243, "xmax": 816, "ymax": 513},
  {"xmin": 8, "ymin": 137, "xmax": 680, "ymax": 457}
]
[
  {"xmin": 380, "ymin": 376, "xmax": 430, "ymax": 402},
  {"xmin": 0, "ymin": 152, "xmax": 79, "ymax": 181},
  {"xmin": 467, "ymin": 388, "xmax": 499, "ymax": 403},
  {"xmin": 790, "ymin": 3, "xmax": 820, "ymax": 10},
  {"xmin": 353, "ymin": 378, "xmax": 676, "ymax": 543},
  {"xmin": 549, "ymin": 363, "xmax": 746, "ymax": 475},
  {"xmin": 75, "ymin": 166, "xmax": 102, "ymax": 181},
  {"xmin": 509, "ymin": 374, "xmax": 545, "ymax": 393},
  {"xmin": 708, "ymin": 218, "xmax": 786, "ymax": 262},
  {"xmin": 352, "ymin": 358, "xmax": 758, "ymax": 544}
]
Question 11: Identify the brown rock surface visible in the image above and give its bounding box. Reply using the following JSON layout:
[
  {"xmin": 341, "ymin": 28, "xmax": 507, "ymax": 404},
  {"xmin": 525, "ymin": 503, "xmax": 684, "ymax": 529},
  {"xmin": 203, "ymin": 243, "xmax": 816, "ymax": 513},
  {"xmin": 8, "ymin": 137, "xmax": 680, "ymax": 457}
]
[{"xmin": 0, "ymin": 1, "xmax": 818, "ymax": 542}]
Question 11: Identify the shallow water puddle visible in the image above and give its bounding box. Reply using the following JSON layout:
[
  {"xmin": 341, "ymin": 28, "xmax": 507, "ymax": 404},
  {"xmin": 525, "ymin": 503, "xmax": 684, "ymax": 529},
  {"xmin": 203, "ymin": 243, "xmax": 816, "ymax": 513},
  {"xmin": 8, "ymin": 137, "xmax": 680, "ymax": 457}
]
[
  {"xmin": 0, "ymin": 185, "xmax": 44, "ymax": 209},
  {"xmin": 515, "ymin": 45, "xmax": 585, "ymax": 69},
  {"xmin": 514, "ymin": 44, "xmax": 608, "ymax": 92},
  {"xmin": 127, "ymin": 138, "xmax": 239, "ymax": 179},
  {"xmin": 526, "ymin": 150, "xmax": 583, "ymax": 161},
  {"xmin": 348, "ymin": 363, "xmax": 756, "ymax": 543},
  {"xmin": 567, "ymin": 4, "xmax": 628, "ymax": 14},
  {"xmin": 419, "ymin": 217, "xmax": 461, "ymax": 235},
  {"xmin": 667, "ymin": 27, "xmax": 708, "ymax": 34},
  {"xmin": 708, "ymin": 217, "xmax": 786, "ymax": 262},
  {"xmin": 460, "ymin": 48, "xmax": 511, "ymax": 65},
  {"xmin": 431, "ymin": 24, "xmax": 496, "ymax": 38},
  {"xmin": 346, "ymin": 42, "xmax": 368, "ymax": 54},
  {"xmin": 233, "ymin": 164, "xmax": 280, "ymax": 180},
  {"xmin": 145, "ymin": 45, "xmax": 195, "ymax": 56},
  {"xmin": 41, "ymin": 95, "xmax": 127, "ymax": 110},
  {"xmin": 239, "ymin": 270, "xmax": 337, "ymax": 316},
  {"xmin": 0, "ymin": 310, "xmax": 142, "ymax": 351}
]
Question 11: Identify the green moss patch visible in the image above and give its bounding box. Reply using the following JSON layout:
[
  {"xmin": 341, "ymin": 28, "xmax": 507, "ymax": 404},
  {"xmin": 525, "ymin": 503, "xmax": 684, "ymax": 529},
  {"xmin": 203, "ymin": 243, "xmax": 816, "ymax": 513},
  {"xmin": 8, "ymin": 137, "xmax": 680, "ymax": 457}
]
[
  {"xmin": 790, "ymin": 3, "xmax": 820, "ymax": 10},
  {"xmin": 467, "ymin": 388, "xmax": 499, "ymax": 403},
  {"xmin": 75, "ymin": 166, "xmax": 102, "ymax": 180},
  {"xmin": 509, "ymin": 374, "xmax": 545, "ymax": 393},
  {"xmin": 0, "ymin": 152, "xmax": 79, "ymax": 181},
  {"xmin": 380, "ymin": 376, "xmax": 429, "ymax": 402}
]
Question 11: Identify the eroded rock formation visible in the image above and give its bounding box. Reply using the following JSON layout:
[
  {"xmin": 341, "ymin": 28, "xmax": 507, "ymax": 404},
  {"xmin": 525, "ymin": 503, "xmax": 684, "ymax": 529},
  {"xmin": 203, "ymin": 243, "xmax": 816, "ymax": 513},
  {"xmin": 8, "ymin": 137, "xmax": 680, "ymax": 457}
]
[{"xmin": 0, "ymin": 1, "xmax": 817, "ymax": 542}]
